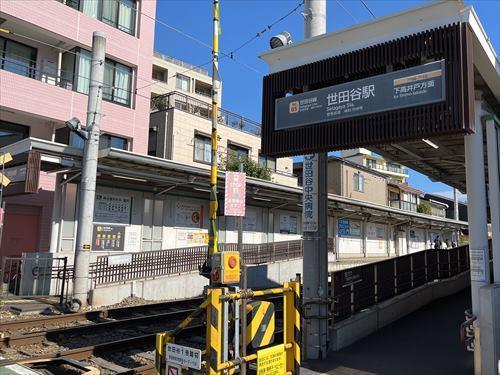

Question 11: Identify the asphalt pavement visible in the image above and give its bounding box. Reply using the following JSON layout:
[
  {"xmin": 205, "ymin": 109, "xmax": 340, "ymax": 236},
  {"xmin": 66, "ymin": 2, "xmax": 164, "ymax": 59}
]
[{"xmin": 301, "ymin": 288, "xmax": 473, "ymax": 375}]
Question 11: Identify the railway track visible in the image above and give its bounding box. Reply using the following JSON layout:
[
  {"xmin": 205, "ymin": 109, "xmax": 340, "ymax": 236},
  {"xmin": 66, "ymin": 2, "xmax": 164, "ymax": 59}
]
[{"xmin": 1, "ymin": 296, "xmax": 283, "ymax": 374}]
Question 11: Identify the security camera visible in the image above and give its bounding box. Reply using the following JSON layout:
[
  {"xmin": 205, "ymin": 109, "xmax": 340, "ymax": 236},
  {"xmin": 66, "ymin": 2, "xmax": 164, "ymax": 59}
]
[
  {"xmin": 65, "ymin": 117, "xmax": 88, "ymax": 141},
  {"xmin": 270, "ymin": 31, "xmax": 292, "ymax": 49}
]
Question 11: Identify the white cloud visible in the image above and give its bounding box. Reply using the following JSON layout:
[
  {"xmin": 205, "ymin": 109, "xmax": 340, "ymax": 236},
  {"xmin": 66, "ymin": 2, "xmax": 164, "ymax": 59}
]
[{"xmin": 429, "ymin": 190, "xmax": 468, "ymax": 203}]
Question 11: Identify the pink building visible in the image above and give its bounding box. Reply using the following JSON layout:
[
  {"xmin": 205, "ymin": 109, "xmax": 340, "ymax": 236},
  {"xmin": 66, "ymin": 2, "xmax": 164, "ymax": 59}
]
[{"xmin": 0, "ymin": 0, "xmax": 155, "ymax": 256}]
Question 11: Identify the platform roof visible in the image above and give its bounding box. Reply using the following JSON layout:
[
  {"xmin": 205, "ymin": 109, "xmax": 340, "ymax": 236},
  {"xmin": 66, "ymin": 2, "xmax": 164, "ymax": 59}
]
[
  {"xmin": 0, "ymin": 137, "xmax": 468, "ymax": 230},
  {"xmin": 259, "ymin": 0, "xmax": 500, "ymax": 193}
]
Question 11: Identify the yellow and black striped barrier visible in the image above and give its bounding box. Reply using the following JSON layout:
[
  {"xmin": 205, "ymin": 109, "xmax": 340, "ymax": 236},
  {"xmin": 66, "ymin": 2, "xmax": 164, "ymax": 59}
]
[
  {"xmin": 246, "ymin": 300, "xmax": 275, "ymax": 349},
  {"xmin": 206, "ymin": 288, "xmax": 223, "ymax": 375},
  {"xmin": 284, "ymin": 281, "xmax": 301, "ymax": 373}
]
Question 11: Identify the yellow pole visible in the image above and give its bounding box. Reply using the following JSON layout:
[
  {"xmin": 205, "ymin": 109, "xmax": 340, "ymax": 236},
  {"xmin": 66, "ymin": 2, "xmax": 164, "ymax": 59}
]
[
  {"xmin": 284, "ymin": 281, "xmax": 301, "ymax": 373},
  {"xmin": 208, "ymin": 0, "xmax": 220, "ymax": 261},
  {"xmin": 206, "ymin": 288, "xmax": 223, "ymax": 375}
]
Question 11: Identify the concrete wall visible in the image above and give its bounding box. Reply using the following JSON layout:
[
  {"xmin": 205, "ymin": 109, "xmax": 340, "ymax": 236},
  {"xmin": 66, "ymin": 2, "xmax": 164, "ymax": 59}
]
[
  {"xmin": 329, "ymin": 271, "xmax": 470, "ymax": 351},
  {"xmin": 341, "ymin": 163, "xmax": 388, "ymax": 206},
  {"xmin": 89, "ymin": 257, "xmax": 303, "ymax": 306}
]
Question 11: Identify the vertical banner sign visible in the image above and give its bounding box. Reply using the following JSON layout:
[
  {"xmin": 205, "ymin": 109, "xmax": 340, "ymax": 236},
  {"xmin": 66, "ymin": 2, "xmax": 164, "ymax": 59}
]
[
  {"xmin": 469, "ymin": 248, "xmax": 488, "ymax": 282},
  {"xmin": 224, "ymin": 171, "xmax": 246, "ymax": 217},
  {"xmin": 302, "ymin": 154, "xmax": 318, "ymax": 232}
]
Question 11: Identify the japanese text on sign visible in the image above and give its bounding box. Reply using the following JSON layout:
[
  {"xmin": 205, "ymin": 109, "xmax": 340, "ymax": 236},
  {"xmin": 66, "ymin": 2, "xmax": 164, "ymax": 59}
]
[
  {"xmin": 257, "ymin": 344, "xmax": 285, "ymax": 375},
  {"xmin": 469, "ymin": 248, "xmax": 488, "ymax": 282},
  {"xmin": 302, "ymin": 154, "xmax": 318, "ymax": 232},
  {"xmin": 275, "ymin": 60, "xmax": 445, "ymax": 130},
  {"xmin": 166, "ymin": 344, "xmax": 201, "ymax": 370},
  {"xmin": 224, "ymin": 171, "xmax": 246, "ymax": 217}
]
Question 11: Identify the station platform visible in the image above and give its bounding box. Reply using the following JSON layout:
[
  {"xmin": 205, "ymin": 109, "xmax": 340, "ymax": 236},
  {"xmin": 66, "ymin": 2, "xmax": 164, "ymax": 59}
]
[{"xmin": 301, "ymin": 289, "xmax": 473, "ymax": 375}]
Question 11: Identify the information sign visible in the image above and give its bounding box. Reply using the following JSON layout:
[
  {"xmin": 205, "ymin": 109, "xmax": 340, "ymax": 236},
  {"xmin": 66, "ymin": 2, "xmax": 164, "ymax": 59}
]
[
  {"xmin": 275, "ymin": 60, "xmax": 445, "ymax": 130},
  {"xmin": 94, "ymin": 193, "xmax": 131, "ymax": 224},
  {"xmin": 224, "ymin": 172, "xmax": 246, "ymax": 217},
  {"xmin": 92, "ymin": 224, "xmax": 125, "ymax": 251},
  {"xmin": 257, "ymin": 344, "xmax": 285, "ymax": 375},
  {"xmin": 302, "ymin": 154, "xmax": 318, "ymax": 232},
  {"xmin": 470, "ymin": 248, "xmax": 488, "ymax": 282},
  {"xmin": 166, "ymin": 343, "xmax": 202, "ymax": 370}
]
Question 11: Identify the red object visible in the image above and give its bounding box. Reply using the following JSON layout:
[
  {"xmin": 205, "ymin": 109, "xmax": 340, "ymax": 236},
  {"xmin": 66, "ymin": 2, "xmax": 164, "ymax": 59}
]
[
  {"xmin": 224, "ymin": 172, "xmax": 246, "ymax": 217},
  {"xmin": 211, "ymin": 270, "xmax": 219, "ymax": 282},
  {"xmin": 228, "ymin": 256, "xmax": 237, "ymax": 269}
]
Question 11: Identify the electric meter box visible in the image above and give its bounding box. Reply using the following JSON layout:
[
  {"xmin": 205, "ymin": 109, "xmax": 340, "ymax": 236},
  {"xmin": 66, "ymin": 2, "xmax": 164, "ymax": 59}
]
[{"xmin": 210, "ymin": 252, "xmax": 240, "ymax": 285}]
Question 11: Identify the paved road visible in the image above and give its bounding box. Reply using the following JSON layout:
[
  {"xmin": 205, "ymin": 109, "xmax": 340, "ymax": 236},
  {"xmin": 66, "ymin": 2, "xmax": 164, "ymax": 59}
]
[{"xmin": 301, "ymin": 288, "xmax": 473, "ymax": 375}]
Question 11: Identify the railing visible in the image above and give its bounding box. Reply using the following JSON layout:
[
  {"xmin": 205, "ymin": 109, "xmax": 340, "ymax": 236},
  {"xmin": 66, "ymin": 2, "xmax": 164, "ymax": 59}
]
[
  {"xmin": 151, "ymin": 91, "xmax": 262, "ymax": 136},
  {"xmin": 367, "ymin": 163, "xmax": 408, "ymax": 175},
  {"xmin": 153, "ymin": 51, "xmax": 209, "ymax": 75},
  {"xmin": 329, "ymin": 245, "xmax": 477, "ymax": 322},
  {"xmin": 0, "ymin": 51, "xmax": 132, "ymax": 106},
  {"xmin": 89, "ymin": 239, "xmax": 314, "ymax": 286}
]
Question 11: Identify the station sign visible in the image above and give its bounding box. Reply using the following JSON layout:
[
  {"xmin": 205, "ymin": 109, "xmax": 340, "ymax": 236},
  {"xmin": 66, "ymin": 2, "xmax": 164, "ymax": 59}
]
[{"xmin": 275, "ymin": 60, "xmax": 445, "ymax": 131}]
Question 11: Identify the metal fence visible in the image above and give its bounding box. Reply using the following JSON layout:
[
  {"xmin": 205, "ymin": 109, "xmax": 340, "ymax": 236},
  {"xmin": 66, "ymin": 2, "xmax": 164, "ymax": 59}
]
[
  {"xmin": 329, "ymin": 245, "xmax": 472, "ymax": 322},
  {"xmin": 1, "ymin": 254, "xmax": 70, "ymax": 305},
  {"xmin": 89, "ymin": 240, "xmax": 309, "ymax": 286},
  {"xmin": 151, "ymin": 91, "xmax": 262, "ymax": 136}
]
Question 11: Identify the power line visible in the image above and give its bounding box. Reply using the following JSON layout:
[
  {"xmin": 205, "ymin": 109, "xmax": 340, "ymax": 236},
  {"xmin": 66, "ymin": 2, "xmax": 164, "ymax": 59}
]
[
  {"xmin": 335, "ymin": 0, "xmax": 359, "ymax": 24},
  {"xmin": 359, "ymin": 0, "xmax": 376, "ymax": 19}
]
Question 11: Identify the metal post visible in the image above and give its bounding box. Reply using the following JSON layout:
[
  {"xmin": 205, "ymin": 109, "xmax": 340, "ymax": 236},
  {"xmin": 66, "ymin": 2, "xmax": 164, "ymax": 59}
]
[
  {"xmin": 240, "ymin": 265, "xmax": 248, "ymax": 375},
  {"xmin": 302, "ymin": 0, "xmax": 328, "ymax": 360},
  {"xmin": 72, "ymin": 31, "xmax": 106, "ymax": 308},
  {"xmin": 484, "ymin": 115, "xmax": 500, "ymax": 282},
  {"xmin": 465, "ymin": 96, "xmax": 490, "ymax": 375}
]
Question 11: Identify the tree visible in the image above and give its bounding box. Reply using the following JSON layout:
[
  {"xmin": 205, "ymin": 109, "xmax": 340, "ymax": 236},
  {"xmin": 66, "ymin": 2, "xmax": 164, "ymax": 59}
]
[
  {"xmin": 417, "ymin": 202, "xmax": 432, "ymax": 215},
  {"xmin": 224, "ymin": 155, "xmax": 271, "ymax": 181}
]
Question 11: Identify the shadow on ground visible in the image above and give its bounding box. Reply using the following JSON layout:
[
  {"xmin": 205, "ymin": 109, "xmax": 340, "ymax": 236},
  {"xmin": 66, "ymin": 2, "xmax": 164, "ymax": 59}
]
[{"xmin": 301, "ymin": 288, "xmax": 473, "ymax": 375}]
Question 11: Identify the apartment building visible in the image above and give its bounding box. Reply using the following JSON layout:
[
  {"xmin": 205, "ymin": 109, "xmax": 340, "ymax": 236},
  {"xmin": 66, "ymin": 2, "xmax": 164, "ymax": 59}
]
[
  {"xmin": 149, "ymin": 53, "xmax": 297, "ymax": 187},
  {"xmin": 388, "ymin": 182, "xmax": 423, "ymax": 213},
  {"xmin": 294, "ymin": 156, "xmax": 388, "ymax": 206},
  {"xmin": 0, "ymin": 0, "xmax": 155, "ymax": 256},
  {"xmin": 342, "ymin": 148, "xmax": 409, "ymax": 183}
]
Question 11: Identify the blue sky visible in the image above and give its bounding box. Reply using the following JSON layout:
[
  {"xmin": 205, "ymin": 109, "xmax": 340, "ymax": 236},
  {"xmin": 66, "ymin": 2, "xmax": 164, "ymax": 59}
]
[{"xmin": 153, "ymin": 0, "xmax": 499, "ymax": 198}]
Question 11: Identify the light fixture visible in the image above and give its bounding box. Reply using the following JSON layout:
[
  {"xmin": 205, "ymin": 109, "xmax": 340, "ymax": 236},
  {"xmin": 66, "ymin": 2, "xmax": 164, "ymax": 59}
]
[
  {"xmin": 253, "ymin": 196, "xmax": 272, "ymax": 202},
  {"xmin": 422, "ymin": 138, "xmax": 439, "ymax": 149},
  {"xmin": 194, "ymin": 187, "xmax": 211, "ymax": 193},
  {"xmin": 111, "ymin": 174, "xmax": 147, "ymax": 182},
  {"xmin": 65, "ymin": 117, "xmax": 88, "ymax": 140},
  {"xmin": 270, "ymin": 31, "xmax": 292, "ymax": 49}
]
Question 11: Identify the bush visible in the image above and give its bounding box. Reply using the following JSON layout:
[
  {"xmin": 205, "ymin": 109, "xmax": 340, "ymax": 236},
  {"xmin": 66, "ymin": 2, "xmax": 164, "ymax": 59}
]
[
  {"xmin": 417, "ymin": 202, "xmax": 432, "ymax": 215},
  {"xmin": 224, "ymin": 155, "xmax": 271, "ymax": 181}
]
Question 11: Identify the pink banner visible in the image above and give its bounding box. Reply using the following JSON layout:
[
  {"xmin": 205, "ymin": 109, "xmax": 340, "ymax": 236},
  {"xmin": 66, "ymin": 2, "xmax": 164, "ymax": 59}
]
[{"xmin": 224, "ymin": 172, "xmax": 246, "ymax": 217}]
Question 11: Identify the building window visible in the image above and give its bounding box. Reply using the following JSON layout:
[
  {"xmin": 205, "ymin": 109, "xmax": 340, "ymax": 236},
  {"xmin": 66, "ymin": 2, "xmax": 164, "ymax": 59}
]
[
  {"xmin": 152, "ymin": 66, "xmax": 168, "ymax": 82},
  {"xmin": 194, "ymin": 133, "xmax": 212, "ymax": 163},
  {"xmin": 62, "ymin": 0, "xmax": 137, "ymax": 35},
  {"xmin": 0, "ymin": 37, "xmax": 37, "ymax": 78},
  {"xmin": 61, "ymin": 48, "xmax": 133, "ymax": 106},
  {"xmin": 258, "ymin": 153, "xmax": 276, "ymax": 172},
  {"xmin": 56, "ymin": 127, "xmax": 128, "ymax": 150},
  {"xmin": 142, "ymin": 198, "xmax": 164, "ymax": 251},
  {"xmin": 353, "ymin": 172, "xmax": 364, "ymax": 192},
  {"xmin": 366, "ymin": 159, "xmax": 377, "ymax": 169},
  {"xmin": 176, "ymin": 74, "xmax": 191, "ymax": 92},
  {"xmin": 0, "ymin": 121, "xmax": 29, "ymax": 148},
  {"xmin": 228, "ymin": 144, "xmax": 249, "ymax": 160},
  {"xmin": 387, "ymin": 162, "xmax": 401, "ymax": 173}
]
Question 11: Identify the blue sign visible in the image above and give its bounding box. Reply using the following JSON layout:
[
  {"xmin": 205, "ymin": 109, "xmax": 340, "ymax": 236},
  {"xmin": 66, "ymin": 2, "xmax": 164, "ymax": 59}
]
[{"xmin": 338, "ymin": 219, "xmax": 350, "ymax": 237}]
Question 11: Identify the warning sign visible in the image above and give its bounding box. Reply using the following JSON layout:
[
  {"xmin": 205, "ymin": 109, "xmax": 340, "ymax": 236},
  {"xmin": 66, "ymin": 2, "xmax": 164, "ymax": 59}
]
[
  {"xmin": 166, "ymin": 362, "xmax": 182, "ymax": 375},
  {"xmin": 257, "ymin": 344, "xmax": 285, "ymax": 375}
]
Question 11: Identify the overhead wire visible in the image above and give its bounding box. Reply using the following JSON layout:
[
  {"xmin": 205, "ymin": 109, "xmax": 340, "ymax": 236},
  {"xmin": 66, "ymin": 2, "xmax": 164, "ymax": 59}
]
[
  {"xmin": 335, "ymin": 0, "xmax": 359, "ymax": 24},
  {"xmin": 359, "ymin": 0, "xmax": 376, "ymax": 19}
]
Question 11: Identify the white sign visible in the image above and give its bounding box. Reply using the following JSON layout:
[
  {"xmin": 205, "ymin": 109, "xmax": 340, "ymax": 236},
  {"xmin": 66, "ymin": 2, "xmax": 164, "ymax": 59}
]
[
  {"xmin": 108, "ymin": 253, "xmax": 133, "ymax": 266},
  {"xmin": 224, "ymin": 172, "xmax": 246, "ymax": 217},
  {"xmin": 280, "ymin": 214, "xmax": 298, "ymax": 234},
  {"xmin": 244, "ymin": 209, "xmax": 257, "ymax": 231},
  {"xmin": 94, "ymin": 193, "xmax": 131, "ymax": 224},
  {"xmin": 470, "ymin": 248, "xmax": 488, "ymax": 282},
  {"xmin": 166, "ymin": 343, "xmax": 202, "ymax": 370},
  {"xmin": 302, "ymin": 154, "xmax": 318, "ymax": 232},
  {"xmin": 175, "ymin": 201, "xmax": 203, "ymax": 228}
]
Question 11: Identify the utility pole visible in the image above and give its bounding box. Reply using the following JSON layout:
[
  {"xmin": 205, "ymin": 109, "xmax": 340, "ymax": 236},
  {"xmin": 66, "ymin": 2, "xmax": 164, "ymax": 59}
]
[
  {"xmin": 72, "ymin": 31, "xmax": 106, "ymax": 308},
  {"xmin": 302, "ymin": 0, "xmax": 328, "ymax": 360},
  {"xmin": 201, "ymin": 0, "xmax": 221, "ymax": 279}
]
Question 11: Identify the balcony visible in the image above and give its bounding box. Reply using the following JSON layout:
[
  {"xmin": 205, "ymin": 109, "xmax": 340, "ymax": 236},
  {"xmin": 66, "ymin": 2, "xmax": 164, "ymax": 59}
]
[
  {"xmin": 390, "ymin": 200, "xmax": 417, "ymax": 212},
  {"xmin": 367, "ymin": 162, "xmax": 408, "ymax": 175},
  {"xmin": 151, "ymin": 91, "xmax": 262, "ymax": 137},
  {"xmin": 153, "ymin": 51, "xmax": 209, "ymax": 76}
]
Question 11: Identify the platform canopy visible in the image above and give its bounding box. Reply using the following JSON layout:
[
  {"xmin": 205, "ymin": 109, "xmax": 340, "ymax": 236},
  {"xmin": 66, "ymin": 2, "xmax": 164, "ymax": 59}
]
[{"xmin": 259, "ymin": 0, "xmax": 499, "ymax": 192}]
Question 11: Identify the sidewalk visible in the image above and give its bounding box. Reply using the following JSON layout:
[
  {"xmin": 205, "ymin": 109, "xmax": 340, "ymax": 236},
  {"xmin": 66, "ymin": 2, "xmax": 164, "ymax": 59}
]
[{"xmin": 301, "ymin": 288, "xmax": 473, "ymax": 375}]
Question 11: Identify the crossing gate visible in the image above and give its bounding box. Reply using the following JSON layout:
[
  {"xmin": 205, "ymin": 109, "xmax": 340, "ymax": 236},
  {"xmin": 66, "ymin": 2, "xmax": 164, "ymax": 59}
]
[{"xmin": 155, "ymin": 281, "xmax": 301, "ymax": 374}]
